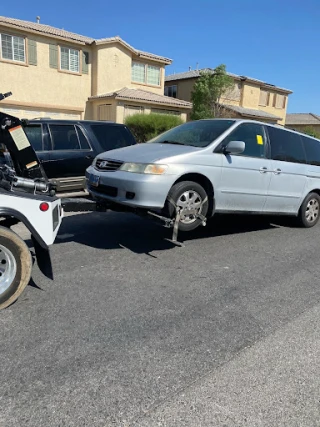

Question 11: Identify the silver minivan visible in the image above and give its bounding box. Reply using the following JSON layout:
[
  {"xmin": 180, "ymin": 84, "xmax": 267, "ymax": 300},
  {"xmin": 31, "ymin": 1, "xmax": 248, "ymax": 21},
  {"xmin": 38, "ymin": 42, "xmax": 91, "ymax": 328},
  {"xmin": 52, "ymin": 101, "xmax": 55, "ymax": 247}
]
[{"xmin": 86, "ymin": 119, "xmax": 320, "ymax": 232}]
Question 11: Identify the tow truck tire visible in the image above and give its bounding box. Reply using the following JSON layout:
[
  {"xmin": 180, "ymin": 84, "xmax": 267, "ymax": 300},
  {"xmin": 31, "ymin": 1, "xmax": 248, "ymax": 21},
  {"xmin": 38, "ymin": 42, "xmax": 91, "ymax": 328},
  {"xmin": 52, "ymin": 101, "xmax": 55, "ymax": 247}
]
[
  {"xmin": 164, "ymin": 181, "xmax": 209, "ymax": 232},
  {"xmin": 0, "ymin": 226, "xmax": 32, "ymax": 310}
]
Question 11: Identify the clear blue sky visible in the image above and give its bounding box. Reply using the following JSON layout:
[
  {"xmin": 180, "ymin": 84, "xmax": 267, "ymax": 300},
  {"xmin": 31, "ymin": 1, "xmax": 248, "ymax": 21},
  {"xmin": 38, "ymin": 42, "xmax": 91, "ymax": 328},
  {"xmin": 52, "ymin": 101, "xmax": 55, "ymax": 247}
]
[{"xmin": 4, "ymin": 0, "xmax": 320, "ymax": 113}]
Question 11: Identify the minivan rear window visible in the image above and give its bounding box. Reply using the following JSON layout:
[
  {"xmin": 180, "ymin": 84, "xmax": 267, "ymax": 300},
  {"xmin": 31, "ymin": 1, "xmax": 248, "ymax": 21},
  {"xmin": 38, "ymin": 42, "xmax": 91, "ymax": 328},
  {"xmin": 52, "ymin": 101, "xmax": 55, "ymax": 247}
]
[
  {"xmin": 149, "ymin": 120, "xmax": 235, "ymax": 147},
  {"xmin": 267, "ymin": 126, "xmax": 306, "ymax": 164},
  {"xmin": 90, "ymin": 125, "xmax": 135, "ymax": 151},
  {"xmin": 301, "ymin": 135, "xmax": 320, "ymax": 166}
]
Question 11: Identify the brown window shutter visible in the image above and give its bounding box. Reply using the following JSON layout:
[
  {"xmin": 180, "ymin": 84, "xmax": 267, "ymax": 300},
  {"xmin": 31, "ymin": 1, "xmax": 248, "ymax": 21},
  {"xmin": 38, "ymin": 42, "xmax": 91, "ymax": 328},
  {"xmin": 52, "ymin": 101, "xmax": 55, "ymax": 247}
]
[
  {"xmin": 49, "ymin": 44, "xmax": 58, "ymax": 69},
  {"xmin": 82, "ymin": 51, "xmax": 89, "ymax": 74},
  {"xmin": 28, "ymin": 39, "xmax": 37, "ymax": 65}
]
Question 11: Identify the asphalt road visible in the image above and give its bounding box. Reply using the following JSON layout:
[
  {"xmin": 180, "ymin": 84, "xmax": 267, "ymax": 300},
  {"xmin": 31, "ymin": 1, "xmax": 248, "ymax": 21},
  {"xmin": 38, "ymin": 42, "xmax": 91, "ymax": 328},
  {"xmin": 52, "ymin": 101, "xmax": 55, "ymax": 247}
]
[{"xmin": 1, "ymin": 212, "xmax": 320, "ymax": 426}]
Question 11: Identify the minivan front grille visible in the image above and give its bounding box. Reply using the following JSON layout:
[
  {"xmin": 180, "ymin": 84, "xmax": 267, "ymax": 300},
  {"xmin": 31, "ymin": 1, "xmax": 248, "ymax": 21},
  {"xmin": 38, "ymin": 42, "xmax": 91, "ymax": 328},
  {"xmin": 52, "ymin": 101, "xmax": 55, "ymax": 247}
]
[{"xmin": 95, "ymin": 158, "xmax": 123, "ymax": 172}]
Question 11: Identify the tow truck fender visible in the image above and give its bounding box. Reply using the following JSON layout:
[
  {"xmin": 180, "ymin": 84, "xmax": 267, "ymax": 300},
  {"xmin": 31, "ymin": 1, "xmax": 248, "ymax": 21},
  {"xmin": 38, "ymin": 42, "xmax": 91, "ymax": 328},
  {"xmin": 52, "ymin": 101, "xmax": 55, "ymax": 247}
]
[{"xmin": 0, "ymin": 207, "xmax": 53, "ymax": 279}]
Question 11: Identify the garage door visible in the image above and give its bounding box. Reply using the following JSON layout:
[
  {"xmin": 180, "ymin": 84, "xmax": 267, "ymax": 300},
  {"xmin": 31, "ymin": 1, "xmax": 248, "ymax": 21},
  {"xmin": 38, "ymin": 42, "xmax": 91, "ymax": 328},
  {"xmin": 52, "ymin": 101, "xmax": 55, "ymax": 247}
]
[{"xmin": 0, "ymin": 106, "xmax": 81, "ymax": 120}]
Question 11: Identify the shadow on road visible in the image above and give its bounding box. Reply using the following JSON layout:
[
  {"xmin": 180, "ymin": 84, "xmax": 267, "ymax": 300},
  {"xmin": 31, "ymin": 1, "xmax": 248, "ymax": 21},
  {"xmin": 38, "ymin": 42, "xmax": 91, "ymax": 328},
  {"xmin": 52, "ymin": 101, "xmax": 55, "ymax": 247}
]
[{"xmin": 52, "ymin": 211, "xmax": 288, "ymax": 255}]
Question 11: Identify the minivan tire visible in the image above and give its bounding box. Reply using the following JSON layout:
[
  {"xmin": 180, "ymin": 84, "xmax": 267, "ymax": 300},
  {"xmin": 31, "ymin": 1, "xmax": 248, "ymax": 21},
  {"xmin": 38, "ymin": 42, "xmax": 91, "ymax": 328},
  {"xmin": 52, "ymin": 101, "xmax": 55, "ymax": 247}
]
[
  {"xmin": 164, "ymin": 181, "xmax": 209, "ymax": 232},
  {"xmin": 297, "ymin": 192, "xmax": 320, "ymax": 228}
]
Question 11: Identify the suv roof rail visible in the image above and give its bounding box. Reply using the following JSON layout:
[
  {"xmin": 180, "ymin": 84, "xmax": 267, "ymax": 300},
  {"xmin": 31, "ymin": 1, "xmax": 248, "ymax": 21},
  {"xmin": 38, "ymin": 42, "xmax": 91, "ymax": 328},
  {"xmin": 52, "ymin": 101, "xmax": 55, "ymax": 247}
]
[{"xmin": 31, "ymin": 117, "xmax": 52, "ymax": 120}]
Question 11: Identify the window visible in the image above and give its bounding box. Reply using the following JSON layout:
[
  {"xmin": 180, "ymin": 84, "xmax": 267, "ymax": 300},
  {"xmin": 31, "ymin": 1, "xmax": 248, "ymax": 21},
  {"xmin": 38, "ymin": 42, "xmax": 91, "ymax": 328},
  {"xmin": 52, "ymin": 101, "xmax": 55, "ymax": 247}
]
[
  {"xmin": 273, "ymin": 94, "xmax": 286, "ymax": 109},
  {"xmin": 259, "ymin": 90, "xmax": 270, "ymax": 106},
  {"xmin": 267, "ymin": 126, "xmax": 306, "ymax": 164},
  {"xmin": 49, "ymin": 125, "xmax": 81, "ymax": 150},
  {"xmin": 301, "ymin": 136, "xmax": 320, "ymax": 166},
  {"xmin": 0, "ymin": 33, "xmax": 25, "ymax": 62},
  {"xmin": 147, "ymin": 65, "xmax": 160, "ymax": 85},
  {"xmin": 224, "ymin": 83, "xmax": 242, "ymax": 101},
  {"xmin": 90, "ymin": 125, "xmax": 135, "ymax": 151},
  {"xmin": 222, "ymin": 123, "xmax": 266, "ymax": 158},
  {"xmin": 151, "ymin": 108, "xmax": 180, "ymax": 115},
  {"xmin": 124, "ymin": 105, "xmax": 144, "ymax": 118},
  {"xmin": 131, "ymin": 62, "xmax": 160, "ymax": 86},
  {"xmin": 60, "ymin": 47, "xmax": 79, "ymax": 73},
  {"xmin": 164, "ymin": 85, "xmax": 177, "ymax": 98},
  {"xmin": 149, "ymin": 120, "xmax": 235, "ymax": 148},
  {"xmin": 76, "ymin": 126, "xmax": 91, "ymax": 150},
  {"xmin": 24, "ymin": 125, "xmax": 43, "ymax": 151}
]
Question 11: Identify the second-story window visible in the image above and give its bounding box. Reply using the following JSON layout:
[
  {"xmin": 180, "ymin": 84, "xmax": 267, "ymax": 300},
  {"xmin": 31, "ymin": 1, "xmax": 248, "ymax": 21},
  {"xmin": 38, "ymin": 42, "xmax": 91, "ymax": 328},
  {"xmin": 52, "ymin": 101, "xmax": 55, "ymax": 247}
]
[
  {"xmin": 132, "ymin": 62, "xmax": 161, "ymax": 86},
  {"xmin": 60, "ymin": 47, "xmax": 80, "ymax": 73},
  {"xmin": 273, "ymin": 93, "xmax": 286, "ymax": 109},
  {"xmin": 0, "ymin": 33, "xmax": 25, "ymax": 62},
  {"xmin": 164, "ymin": 85, "xmax": 177, "ymax": 98},
  {"xmin": 259, "ymin": 90, "xmax": 270, "ymax": 106}
]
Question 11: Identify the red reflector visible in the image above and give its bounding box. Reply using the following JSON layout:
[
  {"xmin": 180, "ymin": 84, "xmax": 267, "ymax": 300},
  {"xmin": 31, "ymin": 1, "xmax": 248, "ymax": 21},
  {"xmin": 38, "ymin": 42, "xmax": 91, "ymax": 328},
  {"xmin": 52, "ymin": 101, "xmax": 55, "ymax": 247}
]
[{"xmin": 40, "ymin": 202, "xmax": 49, "ymax": 212}]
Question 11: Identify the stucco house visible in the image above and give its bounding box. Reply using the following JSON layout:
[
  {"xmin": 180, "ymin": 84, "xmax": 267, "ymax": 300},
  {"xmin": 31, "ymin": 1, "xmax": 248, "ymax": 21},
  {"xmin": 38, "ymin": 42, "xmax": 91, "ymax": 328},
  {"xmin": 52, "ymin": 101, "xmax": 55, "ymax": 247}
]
[
  {"xmin": 286, "ymin": 113, "xmax": 320, "ymax": 135},
  {"xmin": 165, "ymin": 68, "xmax": 292, "ymax": 125},
  {"xmin": 0, "ymin": 16, "xmax": 191, "ymax": 122}
]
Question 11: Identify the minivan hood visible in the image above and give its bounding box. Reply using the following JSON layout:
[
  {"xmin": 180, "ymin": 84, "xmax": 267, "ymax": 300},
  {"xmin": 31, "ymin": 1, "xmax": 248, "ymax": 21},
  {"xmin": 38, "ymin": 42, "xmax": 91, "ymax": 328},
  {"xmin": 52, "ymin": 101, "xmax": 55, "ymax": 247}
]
[{"xmin": 97, "ymin": 143, "xmax": 201, "ymax": 163}]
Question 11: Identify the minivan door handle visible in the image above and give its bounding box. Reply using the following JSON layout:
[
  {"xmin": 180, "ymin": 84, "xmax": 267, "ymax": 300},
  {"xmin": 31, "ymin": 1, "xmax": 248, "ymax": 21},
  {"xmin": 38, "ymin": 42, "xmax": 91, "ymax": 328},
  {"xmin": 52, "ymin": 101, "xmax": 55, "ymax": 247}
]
[
  {"xmin": 85, "ymin": 155, "xmax": 94, "ymax": 160},
  {"xmin": 274, "ymin": 168, "xmax": 282, "ymax": 175},
  {"xmin": 259, "ymin": 166, "xmax": 268, "ymax": 173}
]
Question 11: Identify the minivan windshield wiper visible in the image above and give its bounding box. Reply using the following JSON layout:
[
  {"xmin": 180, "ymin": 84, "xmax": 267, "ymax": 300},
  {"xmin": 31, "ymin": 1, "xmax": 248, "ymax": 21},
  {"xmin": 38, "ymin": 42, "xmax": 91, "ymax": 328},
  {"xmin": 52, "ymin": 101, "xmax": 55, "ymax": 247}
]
[{"xmin": 159, "ymin": 140, "xmax": 186, "ymax": 146}]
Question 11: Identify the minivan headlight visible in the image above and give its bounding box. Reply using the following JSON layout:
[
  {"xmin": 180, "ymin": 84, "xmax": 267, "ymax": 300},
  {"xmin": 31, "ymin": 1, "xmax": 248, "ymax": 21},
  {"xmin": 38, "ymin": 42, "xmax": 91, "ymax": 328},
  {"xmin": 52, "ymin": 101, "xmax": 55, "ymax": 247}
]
[{"xmin": 119, "ymin": 163, "xmax": 168, "ymax": 175}]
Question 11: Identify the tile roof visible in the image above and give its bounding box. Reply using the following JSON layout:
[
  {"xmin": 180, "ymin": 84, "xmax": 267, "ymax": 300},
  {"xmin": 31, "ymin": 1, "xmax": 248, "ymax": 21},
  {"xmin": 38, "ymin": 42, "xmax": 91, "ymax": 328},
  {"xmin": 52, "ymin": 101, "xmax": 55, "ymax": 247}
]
[
  {"xmin": 0, "ymin": 16, "xmax": 171, "ymax": 63},
  {"xmin": 95, "ymin": 37, "xmax": 171, "ymax": 64},
  {"xmin": 223, "ymin": 104, "xmax": 281, "ymax": 121},
  {"xmin": 285, "ymin": 113, "xmax": 320, "ymax": 125},
  {"xmin": 165, "ymin": 68, "xmax": 292, "ymax": 94},
  {"xmin": 0, "ymin": 16, "xmax": 94, "ymax": 44},
  {"xmin": 89, "ymin": 87, "xmax": 192, "ymax": 109}
]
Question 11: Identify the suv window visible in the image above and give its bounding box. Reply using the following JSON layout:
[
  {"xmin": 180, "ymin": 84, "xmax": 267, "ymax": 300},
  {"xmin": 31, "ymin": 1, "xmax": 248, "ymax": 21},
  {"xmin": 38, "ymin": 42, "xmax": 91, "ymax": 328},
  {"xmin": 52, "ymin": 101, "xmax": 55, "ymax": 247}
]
[
  {"xmin": 24, "ymin": 125, "xmax": 43, "ymax": 151},
  {"xmin": 301, "ymin": 135, "xmax": 320, "ymax": 166},
  {"xmin": 76, "ymin": 126, "xmax": 91, "ymax": 150},
  {"xmin": 49, "ymin": 125, "xmax": 81, "ymax": 150},
  {"xmin": 222, "ymin": 123, "xmax": 266, "ymax": 158},
  {"xmin": 90, "ymin": 125, "xmax": 135, "ymax": 151},
  {"xmin": 267, "ymin": 126, "xmax": 306, "ymax": 164}
]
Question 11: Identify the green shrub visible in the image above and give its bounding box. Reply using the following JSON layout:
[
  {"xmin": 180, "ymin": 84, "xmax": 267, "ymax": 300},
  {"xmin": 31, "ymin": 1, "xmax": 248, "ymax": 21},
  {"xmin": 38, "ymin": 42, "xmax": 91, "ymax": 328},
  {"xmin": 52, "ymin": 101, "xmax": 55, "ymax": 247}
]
[
  {"xmin": 124, "ymin": 113, "xmax": 183, "ymax": 143},
  {"xmin": 302, "ymin": 126, "xmax": 320, "ymax": 139}
]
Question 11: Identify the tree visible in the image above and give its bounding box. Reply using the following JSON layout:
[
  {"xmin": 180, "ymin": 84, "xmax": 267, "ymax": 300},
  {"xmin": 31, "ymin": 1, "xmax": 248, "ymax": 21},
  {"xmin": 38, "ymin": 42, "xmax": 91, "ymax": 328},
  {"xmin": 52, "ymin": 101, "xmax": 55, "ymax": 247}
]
[
  {"xmin": 301, "ymin": 126, "xmax": 320, "ymax": 139},
  {"xmin": 190, "ymin": 64, "xmax": 234, "ymax": 120}
]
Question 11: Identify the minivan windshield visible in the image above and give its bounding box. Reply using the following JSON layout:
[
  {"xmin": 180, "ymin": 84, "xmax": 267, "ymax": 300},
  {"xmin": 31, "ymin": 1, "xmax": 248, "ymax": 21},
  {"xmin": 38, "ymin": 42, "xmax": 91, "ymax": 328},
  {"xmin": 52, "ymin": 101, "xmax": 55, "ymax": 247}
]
[{"xmin": 148, "ymin": 119, "xmax": 235, "ymax": 148}]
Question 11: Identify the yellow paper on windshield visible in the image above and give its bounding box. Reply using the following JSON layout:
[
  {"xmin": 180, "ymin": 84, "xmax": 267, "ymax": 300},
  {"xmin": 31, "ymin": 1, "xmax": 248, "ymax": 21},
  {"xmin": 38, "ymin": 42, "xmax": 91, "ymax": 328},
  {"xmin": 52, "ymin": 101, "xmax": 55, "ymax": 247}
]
[{"xmin": 257, "ymin": 135, "xmax": 264, "ymax": 145}]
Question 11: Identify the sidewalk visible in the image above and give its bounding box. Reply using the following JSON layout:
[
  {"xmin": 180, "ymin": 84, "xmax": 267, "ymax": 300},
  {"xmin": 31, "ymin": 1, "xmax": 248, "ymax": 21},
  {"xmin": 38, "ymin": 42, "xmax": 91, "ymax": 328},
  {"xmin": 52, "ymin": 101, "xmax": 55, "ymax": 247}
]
[{"xmin": 132, "ymin": 302, "xmax": 320, "ymax": 426}]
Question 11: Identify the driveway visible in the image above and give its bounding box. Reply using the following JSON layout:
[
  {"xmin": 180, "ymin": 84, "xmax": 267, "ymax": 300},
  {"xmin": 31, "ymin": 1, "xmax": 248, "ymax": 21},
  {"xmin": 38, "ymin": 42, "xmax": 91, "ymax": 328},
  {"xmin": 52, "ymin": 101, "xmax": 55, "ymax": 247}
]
[{"xmin": 1, "ymin": 212, "xmax": 320, "ymax": 426}]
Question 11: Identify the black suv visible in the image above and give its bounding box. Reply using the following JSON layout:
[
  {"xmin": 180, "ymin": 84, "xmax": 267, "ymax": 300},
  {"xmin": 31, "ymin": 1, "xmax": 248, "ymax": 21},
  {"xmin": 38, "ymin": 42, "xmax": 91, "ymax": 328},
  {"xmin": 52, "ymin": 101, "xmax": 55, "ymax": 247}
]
[{"xmin": 23, "ymin": 119, "xmax": 136, "ymax": 193}]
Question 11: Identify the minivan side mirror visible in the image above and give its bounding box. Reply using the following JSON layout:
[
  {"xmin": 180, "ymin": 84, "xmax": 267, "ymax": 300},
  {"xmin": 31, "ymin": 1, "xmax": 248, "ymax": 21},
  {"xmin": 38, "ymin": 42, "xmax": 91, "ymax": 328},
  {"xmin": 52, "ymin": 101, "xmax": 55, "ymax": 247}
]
[{"xmin": 223, "ymin": 140, "xmax": 245, "ymax": 155}]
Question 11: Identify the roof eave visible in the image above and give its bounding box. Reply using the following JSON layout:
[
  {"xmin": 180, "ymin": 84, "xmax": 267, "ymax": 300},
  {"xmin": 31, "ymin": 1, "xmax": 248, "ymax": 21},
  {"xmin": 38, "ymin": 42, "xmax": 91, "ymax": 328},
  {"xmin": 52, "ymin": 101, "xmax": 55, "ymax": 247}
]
[
  {"xmin": 88, "ymin": 93, "xmax": 191, "ymax": 109},
  {"xmin": 94, "ymin": 38, "xmax": 171, "ymax": 65},
  {"xmin": 165, "ymin": 73, "xmax": 293, "ymax": 94},
  {"xmin": 0, "ymin": 21, "xmax": 92, "ymax": 45}
]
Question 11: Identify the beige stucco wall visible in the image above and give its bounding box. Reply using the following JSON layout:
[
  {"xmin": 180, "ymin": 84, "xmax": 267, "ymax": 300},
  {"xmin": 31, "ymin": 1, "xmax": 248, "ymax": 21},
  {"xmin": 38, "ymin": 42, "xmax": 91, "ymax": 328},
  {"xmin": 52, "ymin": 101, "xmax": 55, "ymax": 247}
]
[
  {"xmin": 95, "ymin": 44, "xmax": 165, "ymax": 96},
  {"xmin": 0, "ymin": 26, "xmax": 92, "ymax": 118},
  {"xmin": 166, "ymin": 78, "xmax": 289, "ymax": 125}
]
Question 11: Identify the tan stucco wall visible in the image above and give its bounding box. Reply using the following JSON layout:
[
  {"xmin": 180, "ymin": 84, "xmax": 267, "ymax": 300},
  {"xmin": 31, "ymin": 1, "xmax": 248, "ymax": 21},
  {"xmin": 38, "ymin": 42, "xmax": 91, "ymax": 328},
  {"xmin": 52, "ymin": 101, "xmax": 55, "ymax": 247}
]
[
  {"xmin": 0, "ymin": 26, "xmax": 169, "ymax": 121},
  {"xmin": 95, "ymin": 45, "xmax": 165, "ymax": 96},
  {"xmin": 0, "ymin": 26, "xmax": 92, "ymax": 118},
  {"xmin": 166, "ymin": 78, "xmax": 289, "ymax": 125}
]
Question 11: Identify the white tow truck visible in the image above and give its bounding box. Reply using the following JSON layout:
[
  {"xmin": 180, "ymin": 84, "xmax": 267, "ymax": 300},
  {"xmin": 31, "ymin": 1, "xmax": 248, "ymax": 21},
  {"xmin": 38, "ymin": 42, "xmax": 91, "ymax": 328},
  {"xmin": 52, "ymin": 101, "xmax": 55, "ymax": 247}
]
[{"xmin": 0, "ymin": 92, "xmax": 63, "ymax": 309}]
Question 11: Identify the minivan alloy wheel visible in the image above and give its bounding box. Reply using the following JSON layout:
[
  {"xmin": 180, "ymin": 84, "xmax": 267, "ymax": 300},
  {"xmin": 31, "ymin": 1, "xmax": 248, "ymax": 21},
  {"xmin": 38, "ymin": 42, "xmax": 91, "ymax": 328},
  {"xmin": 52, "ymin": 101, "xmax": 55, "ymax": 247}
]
[
  {"xmin": 177, "ymin": 190, "xmax": 203, "ymax": 224},
  {"xmin": 305, "ymin": 198, "xmax": 319, "ymax": 223}
]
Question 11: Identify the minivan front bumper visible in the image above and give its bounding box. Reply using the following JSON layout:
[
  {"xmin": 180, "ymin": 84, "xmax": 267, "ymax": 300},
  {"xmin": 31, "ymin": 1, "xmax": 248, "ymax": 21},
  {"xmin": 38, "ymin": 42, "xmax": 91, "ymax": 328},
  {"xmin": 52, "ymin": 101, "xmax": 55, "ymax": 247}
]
[{"xmin": 86, "ymin": 166, "xmax": 176, "ymax": 209}]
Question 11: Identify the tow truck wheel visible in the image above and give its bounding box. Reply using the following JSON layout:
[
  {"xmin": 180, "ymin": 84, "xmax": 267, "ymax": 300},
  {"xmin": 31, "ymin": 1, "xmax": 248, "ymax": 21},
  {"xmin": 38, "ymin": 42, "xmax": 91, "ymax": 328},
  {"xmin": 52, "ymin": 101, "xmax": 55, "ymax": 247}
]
[{"xmin": 0, "ymin": 226, "xmax": 32, "ymax": 310}]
